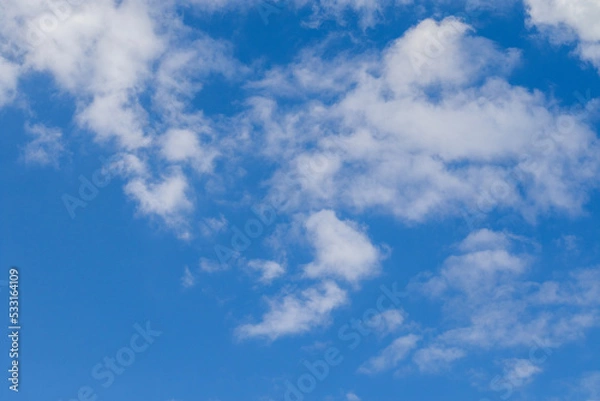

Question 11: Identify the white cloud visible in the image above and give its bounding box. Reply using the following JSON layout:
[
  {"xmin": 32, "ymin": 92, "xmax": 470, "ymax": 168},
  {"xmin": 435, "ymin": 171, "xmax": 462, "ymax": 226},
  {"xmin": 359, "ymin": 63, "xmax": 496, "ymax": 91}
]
[
  {"xmin": 501, "ymin": 358, "xmax": 543, "ymax": 388},
  {"xmin": 200, "ymin": 257, "xmax": 227, "ymax": 273},
  {"xmin": 406, "ymin": 231, "xmax": 600, "ymax": 367},
  {"xmin": 152, "ymin": 35, "xmax": 246, "ymax": 125},
  {"xmin": 22, "ymin": 123, "xmax": 66, "ymax": 168},
  {"xmin": 525, "ymin": 0, "xmax": 600, "ymax": 71},
  {"xmin": 181, "ymin": 266, "xmax": 197, "ymax": 289},
  {"xmin": 124, "ymin": 168, "xmax": 194, "ymax": 234},
  {"xmin": 413, "ymin": 346, "xmax": 465, "ymax": 373},
  {"xmin": 11, "ymin": 0, "xmax": 165, "ymax": 149},
  {"xmin": 346, "ymin": 392, "xmax": 361, "ymax": 401},
  {"xmin": 417, "ymin": 229, "xmax": 529, "ymax": 299},
  {"xmin": 247, "ymin": 260, "xmax": 286, "ymax": 284},
  {"xmin": 0, "ymin": 56, "xmax": 19, "ymax": 107},
  {"xmin": 458, "ymin": 228, "xmax": 511, "ymax": 252},
  {"xmin": 236, "ymin": 281, "xmax": 348, "ymax": 340},
  {"xmin": 365, "ymin": 309, "xmax": 405, "ymax": 336},
  {"xmin": 160, "ymin": 128, "xmax": 218, "ymax": 173},
  {"xmin": 579, "ymin": 371, "xmax": 600, "ymax": 401},
  {"xmin": 185, "ymin": 0, "xmax": 413, "ymax": 28},
  {"xmin": 252, "ymin": 17, "xmax": 600, "ymax": 224},
  {"xmin": 530, "ymin": 268, "xmax": 600, "ymax": 307},
  {"xmin": 304, "ymin": 210, "xmax": 383, "ymax": 283},
  {"xmin": 0, "ymin": 0, "xmax": 245, "ymax": 234},
  {"xmin": 293, "ymin": 0, "xmax": 414, "ymax": 29},
  {"xmin": 358, "ymin": 334, "xmax": 420, "ymax": 374},
  {"xmin": 199, "ymin": 215, "xmax": 228, "ymax": 237}
]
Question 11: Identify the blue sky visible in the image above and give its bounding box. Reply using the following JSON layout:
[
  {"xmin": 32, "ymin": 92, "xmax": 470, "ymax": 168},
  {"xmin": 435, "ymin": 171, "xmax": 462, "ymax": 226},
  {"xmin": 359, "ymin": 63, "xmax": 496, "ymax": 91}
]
[{"xmin": 1, "ymin": 1, "xmax": 600, "ymax": 401}]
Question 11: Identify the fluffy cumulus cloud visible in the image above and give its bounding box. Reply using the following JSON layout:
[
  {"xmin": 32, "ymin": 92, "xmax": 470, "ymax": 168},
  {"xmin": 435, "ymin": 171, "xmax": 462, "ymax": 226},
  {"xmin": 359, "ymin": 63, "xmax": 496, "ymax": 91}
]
[
  {"xmin": 124, "ymin": 168, "xmax": 194, "ymax": 235},
  {"xmin": 525, "ymin": 0, "xmax": 600, "ymax": 71},
  {"xmin": 0, "ymin": 0, "xmax": 249, "ymax": 231},
  {"xmin": 417, "ymin": 229, "xmax": 529, "ymax": 299},
  {"xmin": 247, "ymin": 259, "xmax": 286, "ymax": 284},
  {"xmin": 4, "ymin": 2, "xmax": 599, "ymax": 236},
  {"xmin": 252, "ymin": 17, "xmax": 600, "ymax": 224},
  {"xmin": 304, "ymin": 210, "xmax": 383, "ymax": 283},
  {"xmin": 233, "ymin": 209, "xmax": 385, "ymax": 339},
  {"xmin": 181, "ymin": 265, "xmax": 197, "ymax": 289},
  {"xmin": 236, "ymin": 281, "xmax": 348, "ymax": 340},
  {"xmin": 2, "ymin": 2, "xmax": 600, "ymax": 394}
]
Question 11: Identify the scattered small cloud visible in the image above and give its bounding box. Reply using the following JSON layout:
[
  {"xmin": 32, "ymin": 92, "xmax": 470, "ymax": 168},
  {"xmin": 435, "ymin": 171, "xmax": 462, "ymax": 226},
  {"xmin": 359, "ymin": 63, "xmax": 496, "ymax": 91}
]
[
  {"xmin": 181, "ymin": 266, "xmax": 197, "ymax": 289},
  {"xmin": 247, "ymin": 259, "xmax": 285, "ymax": 284},
  {"xmin": 346, "ymin": 392, "xmax": 361, "ymax": 401},
  {"xmin": 358, "ymin": 334, "xmax": 420, "ymax": 374},
  {"xmin": 235, "ymin": 281, "xmax": 348, "ymax": 341},
  {"xmin": 22, "ymin": 123, "xmax": 66, "ymax": 168}
]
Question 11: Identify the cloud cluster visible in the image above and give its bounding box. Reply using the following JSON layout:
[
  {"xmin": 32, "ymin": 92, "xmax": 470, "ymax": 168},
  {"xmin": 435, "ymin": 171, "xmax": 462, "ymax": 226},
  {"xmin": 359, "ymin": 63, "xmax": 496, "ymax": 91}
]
[
  {"xmin": 360, "ymin": 229, "xmax": 600, "ymax": 376},
  {"xmin": 2, "ymin": 4, "xmax": 599, "ymax": 386},
  {"xmin": 236, "ymin": 209, "xmax": 384, "ymax": 340},
  {"xmin": 525, "ymin": 0, "xmax": 600, "ymax": 72},
  {"xmin": 251, "ymin": 17, "xmax": 600, "ymax": 224}
]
